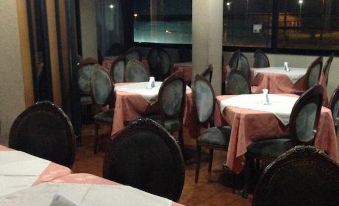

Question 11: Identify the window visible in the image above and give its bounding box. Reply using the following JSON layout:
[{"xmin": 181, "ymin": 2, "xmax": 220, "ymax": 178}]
[
  {"xmin": 223, "ymin": 0, "xmax": 273, "ymax": 48},
  {"xmin": 223, "ymin": 0, "xmax": 339, "ymax": 52},
  {"xmin": 133, "ymin": 0, "xmax": 192, "ymax": 44},
  {"xmin": 278, "ymin": 0, "xmax": 339, "ymax": 50}
]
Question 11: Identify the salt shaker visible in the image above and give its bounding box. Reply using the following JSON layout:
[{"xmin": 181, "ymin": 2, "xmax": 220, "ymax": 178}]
[
  {"xmin": 262, "ymin": 89, "xmax": 269, "ymax": 105},
  {"xmin": 284, "ymin": 62, "xmax": 290, "ymax": 72}
]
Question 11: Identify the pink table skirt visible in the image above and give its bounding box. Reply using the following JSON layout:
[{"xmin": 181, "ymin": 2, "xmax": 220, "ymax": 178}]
[
  {"xmin": 112, "ymin": 84, "xmax": 195, "ymax": 138},
  {"xmin": 214, "ymin": 95, "xmax": 338, "ymax": 173},
  {"xmin": 0, "ymin": 145, "xmax": 72, "ymax": 185},
  {"xmin": 250, "ymin": 69, "xmax": 329, "ymax": 106},
  {"xmin": 52, "ymin": 173, "xmax": 184, "ymax": 206}
]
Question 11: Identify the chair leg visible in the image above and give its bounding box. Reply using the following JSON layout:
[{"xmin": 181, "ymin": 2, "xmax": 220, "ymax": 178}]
[
  {"xmin": 94, "ymin": 122, "xmax": 99, "ymax": 154},
  {"xmin": 208, "ymin": 149, "xmax": 214, "ymax": 182},
  {"xmin": 195, "ymin": 145, "xmax": 202, "ymax": 183},
  {"xmin": 178, "ymin": 126, "xmax": 184, "ymax": 152},
  {"xmin": 239, "ymin": 152, "xmax": 255, "ymax": 198}
]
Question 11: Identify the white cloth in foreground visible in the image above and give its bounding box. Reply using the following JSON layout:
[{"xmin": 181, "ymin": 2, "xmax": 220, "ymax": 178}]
[
  {"xmin": 0, "ymin": 183, "xmax": 172, "ymax": 206},
  {"xmin": 220, "ymin": 94, "xmax": 298, "ymax": 125},
  {"xmin": 0, "ymin": 151, "xmax": 50, "ymax": 196}
]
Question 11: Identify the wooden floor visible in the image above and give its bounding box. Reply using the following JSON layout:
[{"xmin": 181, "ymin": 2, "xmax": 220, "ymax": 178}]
[{"xmin": 72, "ymin": 124, "xmax": 252, "ymax": 206}]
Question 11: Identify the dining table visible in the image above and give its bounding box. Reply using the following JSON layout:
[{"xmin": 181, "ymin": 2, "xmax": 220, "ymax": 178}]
[
  {"xmin": 0, "ymin": 158, "xmax": 183, "ymax": 206},
  {"xmin": 0, "ymin": 145, "xmax": 71, "ymax": 197},
  {"xmin": 112, "ymin": 81, "xmax": 195, "ymax": 137},
  {"xmin": 213, "ymin": 94, "xmax": 338, "ymax": 173}
]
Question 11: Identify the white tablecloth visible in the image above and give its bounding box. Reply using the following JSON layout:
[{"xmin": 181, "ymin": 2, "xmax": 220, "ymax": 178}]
[
  {"xmin": 0, "ymin": 151, "xmax": 50, "ymax": 196},
  {"xmin": 0, "ymin": 183, "xmax": 172, "ymax": 206},
  {"xmin": 115, "ymin": 82, "xmax": 162, "ymax": 104},
  {"xmin": 253, "ymin": 67, "xmax": 306, "ymax": 83},
  {"xmin": 220, "ymin": 94, "xmax": 298, "ymax": 125}
]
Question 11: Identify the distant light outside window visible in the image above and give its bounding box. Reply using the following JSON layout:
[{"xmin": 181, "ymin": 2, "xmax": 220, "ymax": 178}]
[
  {"xmin": 278, "ymin": 0, "xmax": 339, "ymax": 50},
  {"xmin": 223, "ymin": 0, "xmax": 273, "ymax": 48},
  {"xmin": 133, "ymin": 0, "xmax": 192, "ymax": 44}
]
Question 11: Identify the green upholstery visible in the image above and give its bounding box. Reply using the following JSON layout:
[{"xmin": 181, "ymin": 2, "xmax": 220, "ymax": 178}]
[
  {"xmin": 94, "ymin": 110, "xmax": 113, "ymax": 123},
  {"xmin": 160, "ymin": 79, "xmax": 184, "ymax": 117},
  {"xmin": 112, "ymin": 59, "xmax": 125, "ymax": 83},
  {"xmin": 247, "ymin": 138, "xmax": 294, "ymax": 159},
  {"xmin": 295, "ymin": 103, "xmax": 317, "ymax": 143},
  {"xmin": 91, "ymin": 67, "xmax": 113, "ymax": 105},
  {"xmin": 125, "ymin": 59, "xmax": 148, "ymax": 82},
  {"xmin": 225, "ymin": 70, "xmax": 251, "ymax": 95},
  {"xmin": 198, "ymin": 126, "xmax": 231, "ymax": 147},
  {"xmin": 78, "ymin": 64, "xmax": 96, "ymax": 94},
  {"xmin": 253, "ymin": 49, "xmax": 270, "ymax": 68},
  {"xmin": 194, "ymin": 78, "xmax": 214, "ymax": 123}
]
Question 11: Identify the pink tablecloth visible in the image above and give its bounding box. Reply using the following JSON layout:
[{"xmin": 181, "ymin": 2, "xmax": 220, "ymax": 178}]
[
  {"xmin": 52, "ymin": 173, "xmax": 184, "ymax": 206},
  {"xmin": 0, "ymin": 145, "xmax": 71, "ymax": 185},
  {"xmin": 250, "ymin": 68, "xmax": 329, "ymax": 106},
  {"xmin": 214, "ymin": 95, "xmax": 338, "ymax": 173},
  {"xmin": 112, "ymin": 83, "xmax": 194, "ymax": 137}
]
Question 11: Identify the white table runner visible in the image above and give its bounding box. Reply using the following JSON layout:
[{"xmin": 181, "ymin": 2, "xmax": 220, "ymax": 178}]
[
  {"xmin": 115, "ymin": 82, "xmax": 162, "ymax": 104},
  {"xmin": 0, "ymin": 151, "xmax": 50, "ymax": 196},
  {"xmin": 0, "ymin": 183, "xmax": 172, "ymax": 206},
  {"xmin": 253, "ymin": 67, "xmax": 306, "ymax": 84},
  {"xmin": 220, "ymin": 94, "xmax": 299, "ymax": 125}
]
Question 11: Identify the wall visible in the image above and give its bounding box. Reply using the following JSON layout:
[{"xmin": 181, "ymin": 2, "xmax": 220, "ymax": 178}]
[
  {"xmin": 0, "ymin": 1, "xmax": 27, "ymax": 144},
  {"xmin": 223, "ymin": 52, "xmax": 339, "ymax": 96},
  {"xmin": 80, "ymin": 0, "xmax": 98, "ymax": 58}
]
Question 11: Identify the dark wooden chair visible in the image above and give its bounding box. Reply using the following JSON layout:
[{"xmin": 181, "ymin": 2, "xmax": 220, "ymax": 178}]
[
  {"xmin": 200, "ymin": 64, "xmax": 213, "ymax": 83},
  {"xmin": 193, "ymin": 74, "xmax": 231, "ymax": 183},
  {"xmin": 147, "ymin": 46, "xmax": 172, "ymax": 81},
  {"xmin": 330, "ymin": 86, "xmax": 339, "ymax": 134},
  {"xmin": 225, "ymin": 70, "xmax": 251, "ymax": 95},
  {"xmin": 240, "ymin": 85, "xmax": 324, "ymax": 197},
  {"xmin": 253, "ymin": 145, "xmax": 339, "ymax": 206},
  {"xmin": 123, "ymin": 47, "xmax": 142, "ymax": 63},
  {"xmin": 305, "ymin": 56, "xmax": 323, "ymax": 89},
  {"xmin": 110, "ymin": 55, "xmax": 125, "ymax": 83},
  {"xmin": 253, "ymin": 49, "xmax": 270, "ymax": 68},
  {"xmin": 228, "ymin": 49, "xmax": 241, "ymax": 69},
  {"xmin": 323, "ymin": 53, "xmax": 334, "ymax": 86},
  {"xmin": 90, "ymin": 65, "xmax": 115, "ymax": 153},
  {"xmin": 124, "ymin": 59, "xmax": 149, "ymax": 82},
  {"xmin": 9, "ymin": 101, "xmax": 76, "ymax": 168},
  {"xmin": 103, "ymin": 118, "xmax": 185, "ymax": 201}
]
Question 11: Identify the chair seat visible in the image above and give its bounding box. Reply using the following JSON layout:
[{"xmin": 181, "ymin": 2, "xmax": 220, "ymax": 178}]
[
  {"xmin": 145, "ymin": 114, "xmax": 181, "ymax": 132},
  {"xmin": 247, "ymin": 138, "xmax": 294, "ymax": 159},
  {"xmin": 80, "ymin": 95, "xmax": 93, "ymax": 105},
  {"xmin": 198, "ymin": 126, "xmax": 231, "ymax": 147},
  {"xmin": 94, "ymin": 110, "xmax": 113, "ymax": 123}
]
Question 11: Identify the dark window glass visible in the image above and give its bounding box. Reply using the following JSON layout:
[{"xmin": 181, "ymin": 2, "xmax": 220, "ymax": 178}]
[
  {"xmin": 223, "ymin": 0, "xmax": 273, "ymax": 48},
  {"xmin": 133, "ymin": 0, "xmax": 192, "ymax": 44},
  {"xmin": 278, "ymin": 0, "xmax": 339, "ymax": 50}
]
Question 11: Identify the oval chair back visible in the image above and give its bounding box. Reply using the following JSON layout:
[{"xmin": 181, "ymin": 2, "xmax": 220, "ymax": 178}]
[
  {"xmin": 305, "ymin": 56, "xmax": 323, "ymax": 89},
  {"xmin": 78, "ymin": 58, "xmax": 97, "ymax": 95},
  {"xmin": 330, "ymin": 86, "xmax": 339, "ymax": 133},
  {"xmin": 124, "ymin": 47, "xmax": 142, "ymax": 63},
  {"xmin": 193, "ymin": 74, "xmax": 216, "ymax": 125},
  {"xmin": 253, "ymin": 145, "xmax": 339, "ymax": 206},
  {"xmin": 225, "ymin": 70, "xmax": 251, "ymax": 95},
  {"xmin": 90, "ymin": 65, "xmax": 114, "ymax": 107},
  {"xmin": 147, "ymin": 47, "xmax": 172, "ymax": 80},
  {"xmin": 253, "ymin": 49, "xmax": 270, "ymax": 68},
  {"xmin": 323, "ymin": 53, "xmax": 334, "ymax": 85},
  {"xmin": 9, "ymin": 101, "xmax": 76, "ymax": 167},
  {"xmin": 110, "ymin": 56, "xmax": 125, "ymax": 83},
  {"xmin": 228, "ymin": 49, "xmax": 240, "ymax": 69},
  {"xmin": 158, "ymin": 74, "xmax": 186, "ymax": 123},
  {"xmin": 289, "ymin": 85, "xmax": 323, "ymax": 145},
  {"xmin": 124, "ymin": 59, "xmax": 149, "ymax": 82},
  {"xmin": 103, "ymin": 118, "xmax": 185, "ymax": 201},
  {"xmin": 200, "ymin": 64, "xmax": 213, "ymax": 83}
]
